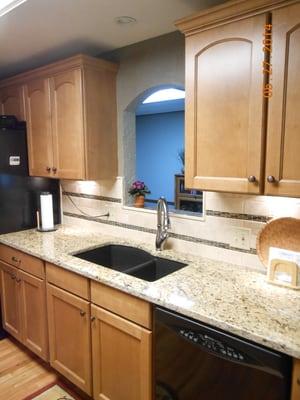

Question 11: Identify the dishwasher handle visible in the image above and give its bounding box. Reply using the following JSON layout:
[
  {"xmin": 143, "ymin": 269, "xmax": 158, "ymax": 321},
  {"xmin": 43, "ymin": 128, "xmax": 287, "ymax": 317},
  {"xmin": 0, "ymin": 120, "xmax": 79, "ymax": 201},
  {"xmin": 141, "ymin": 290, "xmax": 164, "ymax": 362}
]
[{"xmin": 155, "ymin": 307, "xmax": 291, "ymax": 379}]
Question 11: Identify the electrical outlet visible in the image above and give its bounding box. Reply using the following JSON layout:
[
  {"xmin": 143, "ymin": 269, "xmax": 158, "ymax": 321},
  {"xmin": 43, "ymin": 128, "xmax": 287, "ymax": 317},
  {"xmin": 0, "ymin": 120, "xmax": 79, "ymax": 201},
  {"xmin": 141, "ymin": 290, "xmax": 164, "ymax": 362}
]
[{"xmin": 230, "ymin": 227, "xmax": 251, "ymax": 250}]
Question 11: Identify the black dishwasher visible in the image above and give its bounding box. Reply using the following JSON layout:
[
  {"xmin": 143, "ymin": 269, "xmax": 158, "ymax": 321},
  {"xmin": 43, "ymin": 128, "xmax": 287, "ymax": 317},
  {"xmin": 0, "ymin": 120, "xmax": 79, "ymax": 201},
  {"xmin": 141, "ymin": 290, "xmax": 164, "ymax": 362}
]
[{"xmin": 155, "ymin": 307, "xmax": 291, "ymax": 400}]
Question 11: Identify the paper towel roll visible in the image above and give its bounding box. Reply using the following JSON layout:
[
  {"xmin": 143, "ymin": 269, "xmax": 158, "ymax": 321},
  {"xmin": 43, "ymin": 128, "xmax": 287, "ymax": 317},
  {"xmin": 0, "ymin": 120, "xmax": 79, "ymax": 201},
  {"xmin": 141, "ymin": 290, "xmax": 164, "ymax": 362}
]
[{"xmin": 40, "ymin": 192, "xmax": 54, "ymax": 231}]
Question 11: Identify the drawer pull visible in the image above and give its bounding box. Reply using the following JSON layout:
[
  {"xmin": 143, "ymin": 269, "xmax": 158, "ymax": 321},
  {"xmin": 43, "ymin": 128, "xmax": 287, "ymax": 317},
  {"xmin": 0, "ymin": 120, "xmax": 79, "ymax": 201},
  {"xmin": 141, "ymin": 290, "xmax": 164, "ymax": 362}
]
[
  {"xmin": 79, "ymin": 310, "xmax": 86, "ymax": 317},
  {"xmin": 11, "ymin": 256, "xmax": 20, "ymax": 264},
  {"xmin": 248, "ymin": 175, "xmax": 256, "ymax": 183},
  {"xmin": 267, "ymin": 175, "xmax": 277, "ymax": 183}
]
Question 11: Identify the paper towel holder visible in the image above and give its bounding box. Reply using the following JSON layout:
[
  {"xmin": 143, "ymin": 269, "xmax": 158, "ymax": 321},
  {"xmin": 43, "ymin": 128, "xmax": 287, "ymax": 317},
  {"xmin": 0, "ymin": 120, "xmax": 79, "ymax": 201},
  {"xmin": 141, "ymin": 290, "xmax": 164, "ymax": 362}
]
[
  {"xmin": 36, "ymin": 190, "xmax": 57, "ymax": 233},
  {"xmin": 36, "ymin": 210, "xmax": 57, "ymax": 232}
]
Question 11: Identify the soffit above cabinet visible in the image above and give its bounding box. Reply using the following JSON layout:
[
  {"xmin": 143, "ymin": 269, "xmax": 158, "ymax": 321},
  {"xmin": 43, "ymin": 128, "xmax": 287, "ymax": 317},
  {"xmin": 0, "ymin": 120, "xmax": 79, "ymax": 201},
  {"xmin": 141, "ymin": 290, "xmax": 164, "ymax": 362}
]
[{"xmin": 0, "ymin": 54, "xmax": 118, "ymax": 88}]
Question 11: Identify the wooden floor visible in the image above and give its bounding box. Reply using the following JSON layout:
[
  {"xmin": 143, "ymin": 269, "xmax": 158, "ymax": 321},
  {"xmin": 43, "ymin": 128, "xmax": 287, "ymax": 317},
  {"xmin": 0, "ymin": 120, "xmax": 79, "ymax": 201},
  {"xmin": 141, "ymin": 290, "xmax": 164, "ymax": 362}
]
[{"xmin": 0, "ymin": 338, "xmax": 57, "ymax": 400}]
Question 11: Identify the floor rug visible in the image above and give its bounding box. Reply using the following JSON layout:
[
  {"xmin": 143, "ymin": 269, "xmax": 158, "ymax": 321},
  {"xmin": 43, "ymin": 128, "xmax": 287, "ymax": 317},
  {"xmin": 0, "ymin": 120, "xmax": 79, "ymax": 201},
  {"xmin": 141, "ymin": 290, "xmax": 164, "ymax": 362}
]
[{"xmin": 23, "ymin": 381, "xmax": 82, "ymax": 400}]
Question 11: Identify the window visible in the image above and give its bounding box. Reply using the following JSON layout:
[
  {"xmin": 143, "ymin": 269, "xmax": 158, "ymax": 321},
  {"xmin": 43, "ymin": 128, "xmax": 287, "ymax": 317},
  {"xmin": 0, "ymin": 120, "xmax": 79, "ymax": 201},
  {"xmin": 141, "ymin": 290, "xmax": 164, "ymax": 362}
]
[{"xmin": 127, "ymin": 85, "xmax": 203, "ymax": 217}]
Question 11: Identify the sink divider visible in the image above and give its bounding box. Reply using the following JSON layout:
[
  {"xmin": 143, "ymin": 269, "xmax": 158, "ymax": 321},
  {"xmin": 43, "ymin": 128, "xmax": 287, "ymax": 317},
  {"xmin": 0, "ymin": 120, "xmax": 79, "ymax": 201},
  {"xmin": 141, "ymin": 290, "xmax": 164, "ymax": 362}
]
[{"xmin": 124, "ymin": 260, "xmax": 155, "ymax": 274}]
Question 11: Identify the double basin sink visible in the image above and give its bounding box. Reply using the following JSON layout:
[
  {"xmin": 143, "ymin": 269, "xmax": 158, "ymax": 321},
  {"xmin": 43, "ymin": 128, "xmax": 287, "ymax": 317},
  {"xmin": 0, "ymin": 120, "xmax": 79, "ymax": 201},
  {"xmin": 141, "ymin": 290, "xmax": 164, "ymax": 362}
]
[{"xmin": 74, "ymin": 244, "xmax": 187, "ymax": 282}]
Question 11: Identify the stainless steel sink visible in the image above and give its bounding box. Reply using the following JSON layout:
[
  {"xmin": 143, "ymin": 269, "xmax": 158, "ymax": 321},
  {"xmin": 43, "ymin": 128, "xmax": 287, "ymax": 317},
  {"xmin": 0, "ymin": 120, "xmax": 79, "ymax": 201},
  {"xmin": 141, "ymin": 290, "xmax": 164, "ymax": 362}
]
[{"xmin": 74, "ymin": 244, "xmax": 187, "ymax": 281}]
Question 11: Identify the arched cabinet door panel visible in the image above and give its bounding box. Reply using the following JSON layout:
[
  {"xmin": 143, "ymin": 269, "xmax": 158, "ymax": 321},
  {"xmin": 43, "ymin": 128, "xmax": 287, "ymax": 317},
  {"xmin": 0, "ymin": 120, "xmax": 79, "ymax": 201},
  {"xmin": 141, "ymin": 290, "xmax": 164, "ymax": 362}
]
[
  {"xmin": 185, "ymin": 13, "xmax": 267, "ymax": 194},
  {"xmin": 0, "ymin": 84, "xmax": 24, "ymax": 121},
  {"xmin": 24, "ymin": 78, "xmax": 53, "ymax": 177},
  {"xmin": 265, "ymin": 2, "xmax": 300, "ymax": 197},
  {"xmin": 50, "ymin": 69, "xmax": 85, "ymax": 180}
]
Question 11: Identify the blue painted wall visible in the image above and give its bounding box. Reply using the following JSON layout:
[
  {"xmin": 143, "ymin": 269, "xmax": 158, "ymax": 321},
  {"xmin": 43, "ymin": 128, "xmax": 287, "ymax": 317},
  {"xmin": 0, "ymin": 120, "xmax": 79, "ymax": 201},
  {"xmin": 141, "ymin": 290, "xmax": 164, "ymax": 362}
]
[{"xmin": 136, "ymin": 111, "xmax": 184, "ymax": 202}]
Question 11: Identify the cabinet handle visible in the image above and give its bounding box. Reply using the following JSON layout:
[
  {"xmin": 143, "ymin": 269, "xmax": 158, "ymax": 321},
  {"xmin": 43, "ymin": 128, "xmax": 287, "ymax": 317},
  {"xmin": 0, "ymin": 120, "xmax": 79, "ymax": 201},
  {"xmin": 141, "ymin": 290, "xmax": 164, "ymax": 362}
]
[
  {"xmin": 16, "ymin": 277, "xmax": 21, "ymax": 283},
  {"xmin": 267, "ymin": 175, "xmax": 277, "ymax": 183},
  {"xmin": 248, "ymin": 176, "xmax": 256, "ymax": 183},
  {"xmin": 91, "ymin": 316, "xmax": 96, "ymax": 322},
  {"xmin": 52, "ymin": 167, "xmax": 57, "ymax": 173},
  {"xmin": 46, "ymin": 166, "xmax": 51, "ymax": 172},
  {"xmin": 11, "ymin": 256, "xmax": 20, "ymax": 264},
  {"xmin": 79, "ymin": 310, "xmax": 86, "ymax": 317}
]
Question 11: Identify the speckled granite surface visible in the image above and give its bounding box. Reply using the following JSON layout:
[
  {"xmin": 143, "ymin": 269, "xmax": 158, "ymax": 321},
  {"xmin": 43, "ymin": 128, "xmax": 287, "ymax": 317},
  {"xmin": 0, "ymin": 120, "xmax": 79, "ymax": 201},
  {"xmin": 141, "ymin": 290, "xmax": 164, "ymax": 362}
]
[{"xmin": 0, "ymin": 226, "xmax": 299, "ymax": 358}]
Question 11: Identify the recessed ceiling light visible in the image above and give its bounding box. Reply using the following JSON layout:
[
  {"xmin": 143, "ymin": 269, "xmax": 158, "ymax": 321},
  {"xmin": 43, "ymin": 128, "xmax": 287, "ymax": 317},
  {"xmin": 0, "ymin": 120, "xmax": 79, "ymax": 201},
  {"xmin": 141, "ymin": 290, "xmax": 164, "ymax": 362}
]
[
  {"xmin": 115, "ymin": 16, "xmax": 137, "ymax": 25},
  {"xmin": 0, "ymin": 0, "xmax": 27, "ymax": 17}
]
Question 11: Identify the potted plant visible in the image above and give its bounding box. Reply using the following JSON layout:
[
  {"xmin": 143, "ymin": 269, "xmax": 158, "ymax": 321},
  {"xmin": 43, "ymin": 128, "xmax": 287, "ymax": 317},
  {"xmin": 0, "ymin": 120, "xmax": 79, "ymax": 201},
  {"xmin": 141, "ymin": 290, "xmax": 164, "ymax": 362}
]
[{"xmin": 128, "ymin": 180, "xmax": 150, "ymax": 208}]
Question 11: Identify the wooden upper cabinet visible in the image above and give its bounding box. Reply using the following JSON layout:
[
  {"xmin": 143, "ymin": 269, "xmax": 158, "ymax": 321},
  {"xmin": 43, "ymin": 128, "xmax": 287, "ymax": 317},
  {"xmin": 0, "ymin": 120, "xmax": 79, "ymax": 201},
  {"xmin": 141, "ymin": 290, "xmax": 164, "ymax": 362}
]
[
  {"xmin": 50, "ymin": 68, "xmax": 84, "ymax": 179},
  {"xmin": 0, "ymin": 84, "xmax": 24, "ymax": 120},
  {"xmin": 181, "ymin": 13, "xmax": 267, "ymax": 194},
  {"xmin": 265, "ymin": 2, "xmax": 300, "ymax": 197},
  {"xmin": 1, "ymin": 54, "xmax": 118, "ymax": 180},
  {"xmin": 24, "ymin": 78, "xmax": 53, "ymax": 177}
]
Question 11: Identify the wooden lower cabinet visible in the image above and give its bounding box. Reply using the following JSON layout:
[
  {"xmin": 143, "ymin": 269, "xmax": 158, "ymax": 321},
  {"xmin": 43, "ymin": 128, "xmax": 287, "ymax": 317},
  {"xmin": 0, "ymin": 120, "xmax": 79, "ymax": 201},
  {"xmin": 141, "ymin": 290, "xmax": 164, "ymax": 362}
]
[
  {"xmin": 292, "ymin": 359, "xmax": 300, "ymax": 400},
  {"xmin": 0, "ymin": 261, "xmax": 48, "ymax": 359},
  {"xmin": 0, "ymin": 261, "xmax": 22, "ymax": 341},
  {"xmin": 19, "ymin": 269, "xmax": 48, "ymax": 361},
  {"xmin": 46, "ymin": 284, "xmax": 92, "ymax": 395},
  {"xmin": 91, "ymin": 304, "xmax": 152, "ymax": 400}
]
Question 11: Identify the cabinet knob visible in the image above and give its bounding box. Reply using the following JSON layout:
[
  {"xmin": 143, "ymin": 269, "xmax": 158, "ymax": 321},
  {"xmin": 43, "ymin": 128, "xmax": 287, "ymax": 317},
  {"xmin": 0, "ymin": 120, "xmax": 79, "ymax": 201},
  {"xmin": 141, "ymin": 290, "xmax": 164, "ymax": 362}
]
[
  {"xmin": 16, "ymin": 277, "xmax": 21, "ymax": 283},
  {"xmin": 46, "ymin": 166, "xmax": 51, "ymax": 172},
  {"xmin": 11, "ymin": 274, "xmax": 16, "ymax": 280},
  {"xmin": 79, "ymin": 310, "xmax": 86, "ymax": 317},
  {"xmin": 52, "ymin": 167, "xmax": 57, "ymax": 173},
  {"xmin": 267, "ymin": 175, "xmax": 277, "ymax": 183},
  {"xmin": 91, "ymin": 316, "xmax": 96, "ymax": 322},
  {"xmin": 248, "ymin": 176, "xmax": 257, "ymax": 183},
  {"xmin": 11, "ymin": 256, "xmax": 20, "ymax": 264}
]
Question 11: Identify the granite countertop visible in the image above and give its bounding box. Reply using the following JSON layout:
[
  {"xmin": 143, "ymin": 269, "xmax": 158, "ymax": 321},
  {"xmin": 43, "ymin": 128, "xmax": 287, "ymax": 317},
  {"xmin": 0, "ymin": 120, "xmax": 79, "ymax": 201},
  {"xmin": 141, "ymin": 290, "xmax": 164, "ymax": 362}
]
[{"xmin": 0, "ymin": 226, "xmax": 299, "ymax": 358}]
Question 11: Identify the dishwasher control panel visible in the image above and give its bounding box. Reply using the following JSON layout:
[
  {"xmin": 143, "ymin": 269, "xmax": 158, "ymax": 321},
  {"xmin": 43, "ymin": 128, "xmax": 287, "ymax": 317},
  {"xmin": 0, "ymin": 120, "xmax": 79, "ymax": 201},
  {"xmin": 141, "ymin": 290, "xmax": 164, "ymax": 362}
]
[{"xmin": 179, "ymin": 328, "xmax": 246, "ymax": 362}]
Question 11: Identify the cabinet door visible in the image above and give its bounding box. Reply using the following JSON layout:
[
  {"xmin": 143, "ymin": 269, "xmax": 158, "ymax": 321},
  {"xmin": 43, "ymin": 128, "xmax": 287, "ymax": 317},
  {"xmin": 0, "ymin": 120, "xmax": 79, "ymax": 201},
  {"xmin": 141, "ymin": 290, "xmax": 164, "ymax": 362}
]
[
  {"xmin": 50, "ymin": 68, "xmax": 85, "ymax": 179},
  {"xmin": 265, "ymin": 3, "xmax": 300, "ymax": 197},
  {"xmin": 0, "ymin": 84, "xmax": 24, "ymax": 121},
  {"xmin": 24, "ymin": 78, "xmax": 54, "ymax": 178},
  {"xmin": 185, "ymin": 14, "xmax": 267, "ymax": 194},
  {"xmin": 19, "ymin": 269, "xmax": 48, "ymax": 361},
  {"xmin": 47, "ymin": 284, "xmax": 92, "ymax": 394},
  {"xmin": 91, "ymin": 305, "xmax": 152, "ymax": 400},
  {"xmin": 0, "ymin": 261, "xmax": 22, "ymax": 340},
  {"xmin": 292, "ymin": 359, "xmax": 300, "ymax": 400}
]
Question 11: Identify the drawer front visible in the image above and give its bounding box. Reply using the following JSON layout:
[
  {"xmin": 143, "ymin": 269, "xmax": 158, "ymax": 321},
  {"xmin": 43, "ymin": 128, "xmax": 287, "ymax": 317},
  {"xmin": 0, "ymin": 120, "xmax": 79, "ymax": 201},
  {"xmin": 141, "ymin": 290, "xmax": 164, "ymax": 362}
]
[
  {"xmin": 0, "ymin": 244, "xmax": 44, "ymax": 278},
  {"xmin": 46, "ymin": 263, "xmax": 90, "ymax": 300},
  {"xmin": 91, "ymin": 281, "xmax": 152, "ymax": 329}
]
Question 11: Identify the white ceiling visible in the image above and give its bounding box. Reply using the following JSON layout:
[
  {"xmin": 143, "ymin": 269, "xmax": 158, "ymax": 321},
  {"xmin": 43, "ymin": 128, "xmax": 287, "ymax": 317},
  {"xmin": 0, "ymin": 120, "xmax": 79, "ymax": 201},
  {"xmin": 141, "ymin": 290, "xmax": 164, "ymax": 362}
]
[{"xmin": 0, "ymin": 0, "xmax": 225, "ymax": 79}]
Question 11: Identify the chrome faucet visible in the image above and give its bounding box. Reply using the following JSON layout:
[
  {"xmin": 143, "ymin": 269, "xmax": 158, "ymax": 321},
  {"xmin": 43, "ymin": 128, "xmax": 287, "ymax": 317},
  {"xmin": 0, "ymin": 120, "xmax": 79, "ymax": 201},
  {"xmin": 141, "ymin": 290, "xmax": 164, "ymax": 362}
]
[{"xmin": 156, "ymin": 197, "xmax": 171, "ymax": 251}]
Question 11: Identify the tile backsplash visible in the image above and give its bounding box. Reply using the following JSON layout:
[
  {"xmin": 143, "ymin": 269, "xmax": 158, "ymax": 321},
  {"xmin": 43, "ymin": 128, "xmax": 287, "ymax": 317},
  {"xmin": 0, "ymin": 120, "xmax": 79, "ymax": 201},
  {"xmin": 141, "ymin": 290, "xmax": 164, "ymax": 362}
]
[{"xmin": 61, "ymin": 178, "xmax": 300, "ymax": 271}]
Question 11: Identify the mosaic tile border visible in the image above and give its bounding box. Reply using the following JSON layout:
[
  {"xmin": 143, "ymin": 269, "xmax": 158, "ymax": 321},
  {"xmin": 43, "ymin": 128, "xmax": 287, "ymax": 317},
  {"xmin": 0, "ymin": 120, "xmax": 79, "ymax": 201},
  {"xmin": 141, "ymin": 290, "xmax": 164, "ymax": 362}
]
[
  {"xmin": 63, "ymin": 191, "xmax": 122, "ymax": 203},
  {"xmin": 206, "ymin": 210, "xmax": 271, "ymax": 223},
  {"xmin": 63, "ymin": 192, "xmax": 271, "ymax": 222},
  {"xmin": 63, "ymin": 211, "xmax": 257, "ymax": 255}
]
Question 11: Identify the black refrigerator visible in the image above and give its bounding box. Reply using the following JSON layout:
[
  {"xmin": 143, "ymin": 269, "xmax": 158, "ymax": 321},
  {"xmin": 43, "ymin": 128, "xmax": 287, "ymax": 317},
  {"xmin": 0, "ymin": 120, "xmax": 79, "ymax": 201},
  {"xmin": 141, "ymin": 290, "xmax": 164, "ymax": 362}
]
[{"xmin": 0, "ymin": 115, "xmax": 61, "ymax": 339}]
